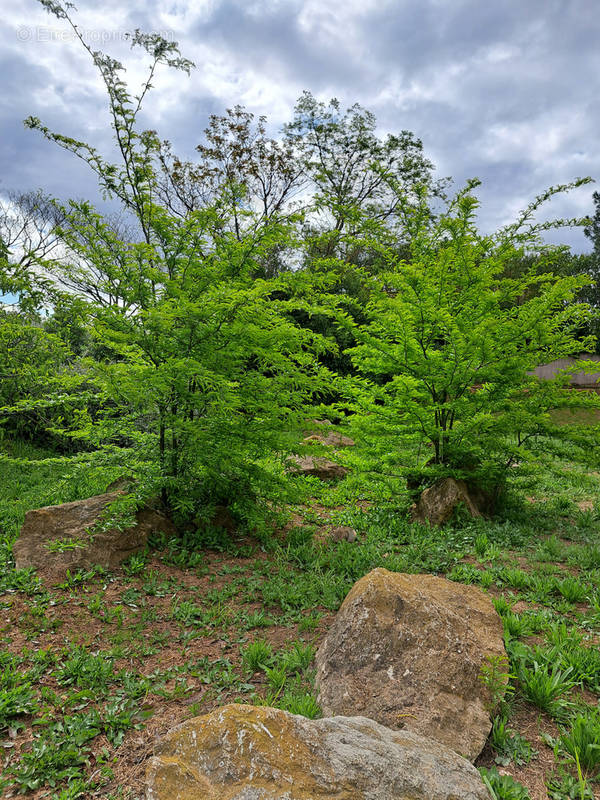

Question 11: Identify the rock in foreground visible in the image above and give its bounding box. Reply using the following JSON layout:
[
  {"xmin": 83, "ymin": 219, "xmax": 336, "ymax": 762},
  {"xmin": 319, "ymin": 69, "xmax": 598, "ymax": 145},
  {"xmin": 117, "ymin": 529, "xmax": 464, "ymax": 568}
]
[
  {"xmin": 146, "ymin": 703, "xmax": 492, "ymax": 800},
  {"xmin": 315, "ymin": 568, "xmax": 506, "ymax": 761},
  {"xmin": 13, "ymin": 492, "xmax": 174, "ymax": 581}
]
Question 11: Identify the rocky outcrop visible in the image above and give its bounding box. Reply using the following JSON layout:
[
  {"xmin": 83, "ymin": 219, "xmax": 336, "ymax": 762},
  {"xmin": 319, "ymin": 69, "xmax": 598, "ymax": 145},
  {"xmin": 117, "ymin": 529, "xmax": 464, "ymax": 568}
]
[
  {"xmin": 12, "ymin": 492, "xmax": 175, "ymax": 581},
  {"xmin": 287, "ymin": 455, "xmax": 348, "ymax": 480},
  {"xmin": 412, "ymin": 477, "xmax": 482, "ymax": 526},
  {"xmin": 146, "ymin": 703, "xmax": 492, "ymax": 800},
  {"xmin": 314, "ymin": 568, "xmax": 506, "ymax": 761}
]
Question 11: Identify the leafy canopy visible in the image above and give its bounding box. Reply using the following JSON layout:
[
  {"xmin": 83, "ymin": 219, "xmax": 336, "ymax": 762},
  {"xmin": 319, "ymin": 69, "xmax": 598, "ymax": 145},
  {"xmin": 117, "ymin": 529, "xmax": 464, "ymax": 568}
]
[{"xmin": 339, "ymin": 178, "xmax": 600, "ymax": 498}]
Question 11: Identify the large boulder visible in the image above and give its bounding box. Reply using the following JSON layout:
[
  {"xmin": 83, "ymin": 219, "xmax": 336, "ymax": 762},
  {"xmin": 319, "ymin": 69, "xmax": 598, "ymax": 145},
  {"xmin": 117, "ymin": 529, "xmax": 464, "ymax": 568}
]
[
  {"xmin": 146, "ymin": 703, "xmax": 492, "ymax": 800},
  {"xmin": 12, "ymin": 492, "xmax": 175, "ymax": 581},
  {"xmin": 412, "ymin": 477, "xmax": 482, "ymax": 526},
  {"xmin": 314, "ymin": 568, "xmax": 506, "ymax": 761}
]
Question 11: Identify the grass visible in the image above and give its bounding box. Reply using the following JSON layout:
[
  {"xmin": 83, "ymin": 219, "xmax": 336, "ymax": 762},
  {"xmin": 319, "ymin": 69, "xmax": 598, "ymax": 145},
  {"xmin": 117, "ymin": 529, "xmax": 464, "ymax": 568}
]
[{"xmin": 1, "ymin": 435, "xmax": 600, "ymax": 797}]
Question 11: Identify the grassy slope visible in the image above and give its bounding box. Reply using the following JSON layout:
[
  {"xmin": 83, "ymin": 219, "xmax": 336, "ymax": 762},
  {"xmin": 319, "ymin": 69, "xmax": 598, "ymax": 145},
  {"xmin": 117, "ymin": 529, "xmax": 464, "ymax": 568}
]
[{"xmin": 1, "ymin": 436, "xmax": 600, "ymax": 799}]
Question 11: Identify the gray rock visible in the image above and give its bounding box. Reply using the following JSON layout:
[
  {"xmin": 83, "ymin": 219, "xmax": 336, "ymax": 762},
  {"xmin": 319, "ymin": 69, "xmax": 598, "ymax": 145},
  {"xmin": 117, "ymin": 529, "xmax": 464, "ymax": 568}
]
[
  {"xmin": 329, "ymin": 525, "xmax": 358, "ymax": 542},
  {"xmin": 146, "ymin": 703, "xmax": 492, "ymax": 800},
  {"xmin": 412, "ymin": 477, "xmax": 482, "ymax": 526},
  {"xmin": 315, "ymin": 568, "xmax": 507, "ymax": 761}
]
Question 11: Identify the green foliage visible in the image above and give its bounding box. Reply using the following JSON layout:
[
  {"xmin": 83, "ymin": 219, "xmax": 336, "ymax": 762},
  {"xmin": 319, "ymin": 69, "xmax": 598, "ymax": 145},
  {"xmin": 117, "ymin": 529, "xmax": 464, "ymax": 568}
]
[
  {"xmin": 276, "ymin": 688, "xmax": 321, "ymax": 719},
  {"xmin": 340, "ymin": 178, "xmax": 599, "ymax": 498},
  {"xmin": 547, "ymin": 770, "xmax": 594, "ymax": 800},
  {"xmin": 490, "ymin": 714, "xmax": 536, "ymax": 767},
  {"xmin": 241, "ymin": 640, "xmax": 274, "ymax": 673},
  {"xmin": 55, "ymin": 647, "xmax": 116, "ymax": 691},
  {"xmin": 556, "ymin": 575, "xmax": 588, "ymax": 603},
  {"xmin": 517, "ymin": 659, "xmax": 575, "ymax": 716},
  {"xmin": 558, "ymin": 708, "xmax": 600, "ymax": 775},
  {"xmin": 21, "ymin": 1, "xmax": 336, "ymax": 522},
  {"xmin": 0, "ymin": 310, "xmax": 70, "ymax": 441},
  {"xmin": 479, "ymin": 766, "xmax": 531, "ymax": 800},
  {"xmin": 478, "ymin": 654, "xmax": 514, "ymax": 712},
  {"xmin": 0, "ymin": 653, "xmax": 38, "ymax": 732},
  {"xmin": 278, "ymin": 641, "xmax": 315, "ymax": 673}
]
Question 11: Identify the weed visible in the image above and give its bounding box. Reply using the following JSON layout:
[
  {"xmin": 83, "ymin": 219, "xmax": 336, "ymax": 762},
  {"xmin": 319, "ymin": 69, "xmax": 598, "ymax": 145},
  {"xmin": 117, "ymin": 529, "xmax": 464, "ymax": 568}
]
[
  {"xmin": 241, "ymin": 640, "xmax": 273, "ymax": 673},
  {"xmin": 517, "ymin": 661, "xmax": 575, "ymax": 717},
  {"xmin": 475, "ymin": 533, "xmax": 489, "ymax": 557},
  {"xmin": 0, "ymin": 656, "xmax": 38, "ymax": 731},
  {"xmin": 171, "ymin": 599, "xmax": 203, "ymax": 626},
  {"xmin": 87, "ymin": 593, "xmax": 103, "ymax": 614},
  {"xmin": 447, "ymin": 563, "xmax": 485, "ymax": 584},
  {"xmin": 45, "ymin": 537, "xmax": 87, "ymax": 552},
  {"xmin": 497, "ymin": 567, "xmax": 531, "ymax": 591},
  {"xmin": 479, "ymin": 654, "xmax": 514, "ymax": 712},
  {"xmin": 558, "ymin": 708, "xmax": 600, "ymax": 776},
  {"xmin": 244, "ymin": 609, "xmax": 273, "ymax": 628},
  {"xmin": 490, "ymin": 714, "xmax": 536, "ymax": 766},
  {"xmin": 479, "ymin": 766, "xmax": 531, "ymax": 799},
  {"xmin": 278, "ymin": 641, "xmax": 315, "ymax": 674},
  {"xmin": 547, "ymin": 770, "xmax": 594, "ymax": 800},
  {"xmin": 569, "ymin": 545, "xmax": 600, "ymax": 570},
  {"xmin": 556, "ymin": 576, "xmax": 588, "ymax": 604},
  {"xmin": 502, "ymin": 612, "xmax": 534, "ymax": 640},
  {"xmin": 277, "ymin": 687, "xmax": 321, "ymax": 719},
  {"xmin": 265, "ymin": 666, "xmax": 288, "ymax": 694},
  {"xmin": 536, "ymin": 535, "xmax": 566, "ymax": 562},
  {"xmin": 56, "ymin": 647, "xmax": 115, "ymax": 691},
  {"xmin": 122, "ymin": 553, "xmax": 148, "ymax": 576},
  {"xmin": 492, "ymin": 595, "xmax": 513, "ymax": 616},
  {"xmin": 102, "ymin": 696, "xmax": 153, "ymax": 746},
  {"xmin": 6, "ymin": 710, "xmax": 101, "ymax": 791},
  {"xmin": 298, "ymin": 611, "xmax": 322, "ymax": 632}
]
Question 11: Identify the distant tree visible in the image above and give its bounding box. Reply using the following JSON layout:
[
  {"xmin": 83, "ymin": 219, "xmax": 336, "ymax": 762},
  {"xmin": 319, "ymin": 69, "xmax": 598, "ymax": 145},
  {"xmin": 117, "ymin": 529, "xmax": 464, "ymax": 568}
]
[
  {"xmin": 0, "ymin": 190, "xmax": 64, "ymax": 307},
  {"xmin": 158, "ymin": 107, "xmax": 305, "ymax": 227},
  {"xmin": 584, "ymin": 191, "xmax": 600, "ymax": 255},
  {"xmin": 156, "ymin": 106, "xmax": 306, "ymax": 278},
  {"xmin": 285, "ymin": 91, "xmax": 439, "ymax": 262},
  {"xmin": 578, "ymin": 190, "xmax": 600, "ymax": 351}
]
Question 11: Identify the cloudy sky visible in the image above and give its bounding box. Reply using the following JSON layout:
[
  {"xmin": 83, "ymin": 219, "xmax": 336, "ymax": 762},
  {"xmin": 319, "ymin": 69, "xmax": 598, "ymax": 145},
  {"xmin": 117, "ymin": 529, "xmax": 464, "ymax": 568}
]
[{"xmin": 1, "ymin": 0, "xmax": 598, "ymax": 250}]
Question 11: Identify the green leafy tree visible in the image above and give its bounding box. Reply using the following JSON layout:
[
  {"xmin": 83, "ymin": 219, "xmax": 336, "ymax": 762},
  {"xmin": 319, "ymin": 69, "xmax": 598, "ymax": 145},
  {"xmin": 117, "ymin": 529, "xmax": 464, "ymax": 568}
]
[
  {"xmin": 0, "ymin": 310, "xmax": 70, "ymax": 442},
  {"xmin": 23, "ymin": 1, "xmax": 334, "ymax": 520},
  {"xmin": 340, "ymin": 178, "xmax": 600, "ymax": 503}
]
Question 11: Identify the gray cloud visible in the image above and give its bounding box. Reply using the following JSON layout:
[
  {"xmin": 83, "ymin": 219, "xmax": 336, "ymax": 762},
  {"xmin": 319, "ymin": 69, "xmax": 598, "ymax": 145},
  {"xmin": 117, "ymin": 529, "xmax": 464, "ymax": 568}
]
[{"xmin": 1, "ymin": 0, "xmax": 597, "ymax": 250}]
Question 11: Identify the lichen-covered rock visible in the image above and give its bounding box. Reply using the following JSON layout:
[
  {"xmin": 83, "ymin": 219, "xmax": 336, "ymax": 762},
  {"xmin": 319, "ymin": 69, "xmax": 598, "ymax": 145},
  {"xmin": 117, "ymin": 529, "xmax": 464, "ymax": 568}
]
[
  {"xmin": 287, "ymin": 455, "xmax": 348, "ymax": 480},
  {"xmin": 412, "ymin": 477, "xmax": 482, "ymax": 526},
  {"xmin": 315, "ymin": 568, "xmax": 506, "ymax": 761},
  {"xmin": 12, "ymin": 492, "xmax": 175, "ymax": 582},
  {"xmin": 145, "ymin": 703, "xmax": 492, "ymax": 800}
]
